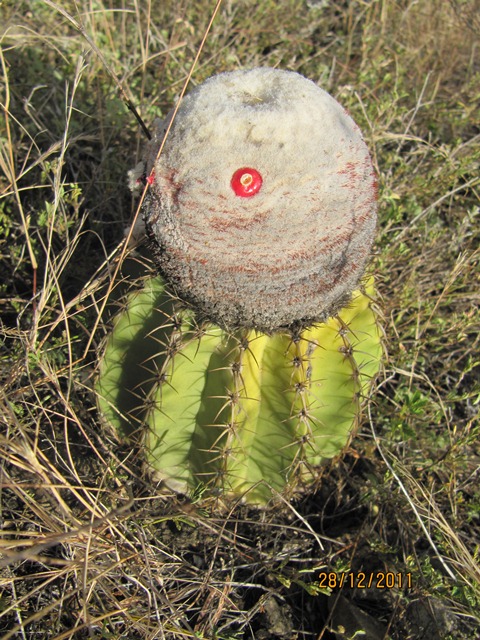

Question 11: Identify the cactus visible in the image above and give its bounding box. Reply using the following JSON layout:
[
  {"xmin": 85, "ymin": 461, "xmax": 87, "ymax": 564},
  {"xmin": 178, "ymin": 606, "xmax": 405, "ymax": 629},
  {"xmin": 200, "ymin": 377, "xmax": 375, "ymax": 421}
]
[{"xmin": 96, "ymin": 68, "xmax": 382, "ymax": 505}]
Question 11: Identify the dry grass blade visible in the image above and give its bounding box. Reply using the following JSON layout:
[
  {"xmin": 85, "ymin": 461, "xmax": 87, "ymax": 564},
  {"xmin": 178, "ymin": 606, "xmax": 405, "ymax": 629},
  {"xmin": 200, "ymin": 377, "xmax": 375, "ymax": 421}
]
[
  {"xmin": 42, "ymin": 0, "xmax": 152, "ymax": 140},
  {"xmin": 83, "ymin": 0, "xmax": 225, "ymax": 358},
  {"xmin": 0, "ymin": 47, "xmax": 38, "ymax": 276}
]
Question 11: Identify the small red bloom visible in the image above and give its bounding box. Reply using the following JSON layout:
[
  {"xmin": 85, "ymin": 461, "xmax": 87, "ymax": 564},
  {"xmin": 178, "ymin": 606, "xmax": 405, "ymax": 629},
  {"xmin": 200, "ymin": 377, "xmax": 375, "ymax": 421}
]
[{"xmin": 231, "ymin": 167, "xmax": 262, "ymax": 197}]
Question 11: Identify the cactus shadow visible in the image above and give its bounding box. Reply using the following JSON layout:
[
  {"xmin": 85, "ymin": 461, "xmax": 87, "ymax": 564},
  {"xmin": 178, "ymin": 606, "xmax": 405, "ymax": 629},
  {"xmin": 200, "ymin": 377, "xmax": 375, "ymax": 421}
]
[
  {"xmin": 98, "ymin": 264, "xmax": 180, "ymax": 438},
  {"xmin": 116, "ymin": 296, "xmax": 177, "ymax": 438}
]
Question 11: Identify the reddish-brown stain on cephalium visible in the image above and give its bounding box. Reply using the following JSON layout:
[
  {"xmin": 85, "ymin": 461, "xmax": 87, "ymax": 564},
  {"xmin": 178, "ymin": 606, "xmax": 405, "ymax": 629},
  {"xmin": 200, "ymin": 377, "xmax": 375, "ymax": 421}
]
[{"xmin": 209, "ymin": 210, "xmax": 269, "ymax": 232}]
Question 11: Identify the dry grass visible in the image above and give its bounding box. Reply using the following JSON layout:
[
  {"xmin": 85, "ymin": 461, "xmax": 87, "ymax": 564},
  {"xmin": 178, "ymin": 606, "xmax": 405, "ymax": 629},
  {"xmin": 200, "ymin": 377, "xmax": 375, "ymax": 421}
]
[{"xmin": 0, "ymin": 0, "xmax": 479, "ymax": 638}]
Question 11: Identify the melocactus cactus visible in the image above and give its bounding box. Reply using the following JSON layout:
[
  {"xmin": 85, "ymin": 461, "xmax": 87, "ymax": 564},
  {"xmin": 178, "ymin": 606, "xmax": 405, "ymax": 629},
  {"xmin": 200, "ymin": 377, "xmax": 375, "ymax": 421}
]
[{"xmin": 97, "ymin": 68, "xmax": 382, "ymax": 505}]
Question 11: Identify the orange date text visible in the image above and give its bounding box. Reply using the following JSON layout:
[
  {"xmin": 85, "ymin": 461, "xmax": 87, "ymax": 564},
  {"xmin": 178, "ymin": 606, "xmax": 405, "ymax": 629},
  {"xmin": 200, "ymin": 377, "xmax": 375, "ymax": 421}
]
[{"xmin": 317, "ymin": 571, "xmax": 412, "ymax": 590}]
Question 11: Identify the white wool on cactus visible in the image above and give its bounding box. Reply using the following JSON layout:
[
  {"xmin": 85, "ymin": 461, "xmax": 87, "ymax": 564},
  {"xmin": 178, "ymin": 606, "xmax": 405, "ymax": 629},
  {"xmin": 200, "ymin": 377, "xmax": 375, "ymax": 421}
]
[{"xmin": 135, "ymin": 67, "xmax": 377, "ymax": 332}]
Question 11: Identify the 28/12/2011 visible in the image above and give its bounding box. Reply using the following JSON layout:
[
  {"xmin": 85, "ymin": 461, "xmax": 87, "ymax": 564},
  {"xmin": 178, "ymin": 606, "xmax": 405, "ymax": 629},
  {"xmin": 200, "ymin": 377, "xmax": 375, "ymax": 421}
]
[{"xmin": 317, "ymin": 571, "xmax": 413, "ymax": 590}]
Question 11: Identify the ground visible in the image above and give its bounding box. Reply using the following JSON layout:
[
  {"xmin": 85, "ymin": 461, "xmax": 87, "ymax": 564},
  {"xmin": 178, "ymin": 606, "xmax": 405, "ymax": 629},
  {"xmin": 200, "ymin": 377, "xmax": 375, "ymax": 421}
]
[{"xmin": 0, "ymin": 1, "xmax": 479, "ymax": 638}]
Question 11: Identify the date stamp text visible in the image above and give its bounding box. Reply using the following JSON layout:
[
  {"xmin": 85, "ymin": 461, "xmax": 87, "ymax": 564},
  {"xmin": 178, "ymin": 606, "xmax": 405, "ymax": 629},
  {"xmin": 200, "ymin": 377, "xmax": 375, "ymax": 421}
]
[{"xmin": 317, "ymin": 571, "xmax": 412, "ymax": 590}]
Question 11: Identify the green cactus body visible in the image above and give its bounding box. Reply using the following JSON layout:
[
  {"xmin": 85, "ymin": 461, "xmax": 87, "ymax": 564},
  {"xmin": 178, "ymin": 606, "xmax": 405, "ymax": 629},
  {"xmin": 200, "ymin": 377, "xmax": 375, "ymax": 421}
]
[{"xmin": 96, "ymin": 276, "xmax": 382, "ymax": 505}]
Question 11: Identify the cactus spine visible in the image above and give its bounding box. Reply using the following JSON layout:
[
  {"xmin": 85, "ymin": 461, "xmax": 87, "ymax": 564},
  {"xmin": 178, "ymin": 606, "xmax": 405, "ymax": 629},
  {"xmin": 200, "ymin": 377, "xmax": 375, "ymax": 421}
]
[{"xmin": 97, "ymin": 277, "xmax": 381, "ymax": 504}]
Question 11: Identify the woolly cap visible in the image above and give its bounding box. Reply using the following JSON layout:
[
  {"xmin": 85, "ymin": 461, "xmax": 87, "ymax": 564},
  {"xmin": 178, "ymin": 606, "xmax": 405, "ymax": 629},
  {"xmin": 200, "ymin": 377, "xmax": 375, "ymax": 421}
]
[{"xmin": 143, "ymin": 68, "xmax": 377, "ymax": 331}]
